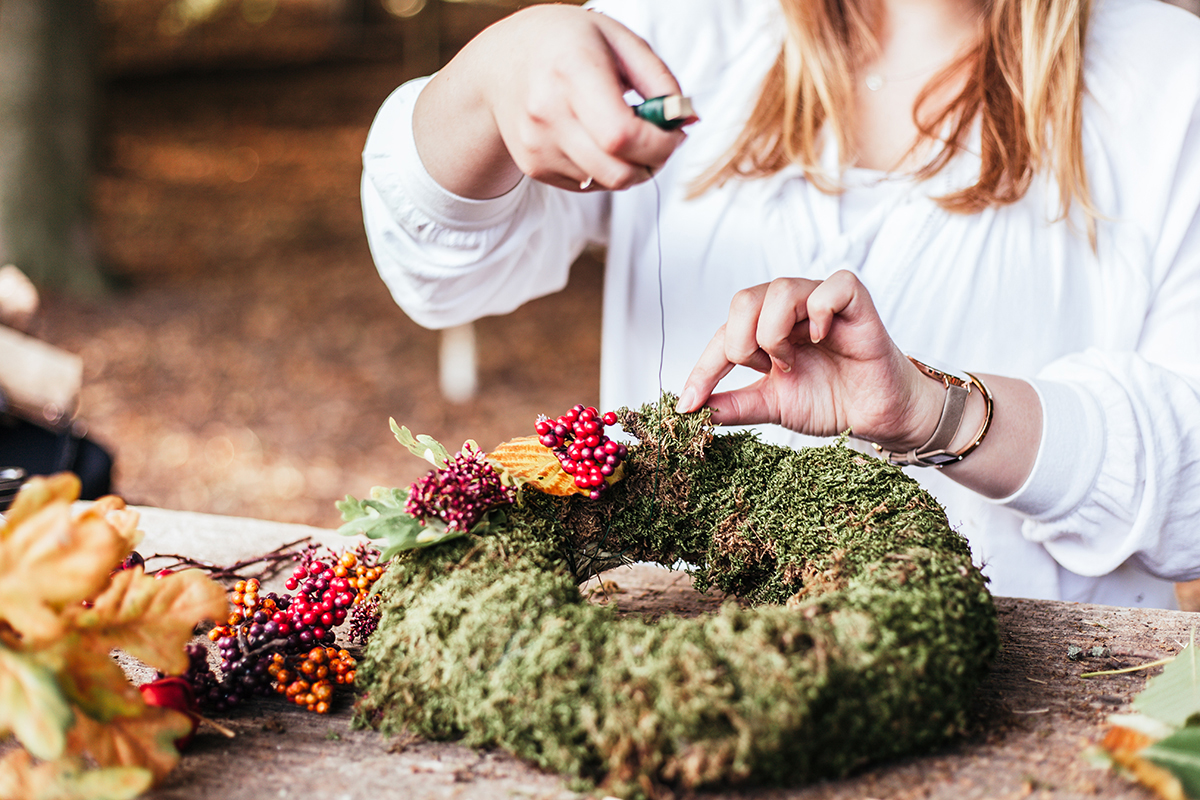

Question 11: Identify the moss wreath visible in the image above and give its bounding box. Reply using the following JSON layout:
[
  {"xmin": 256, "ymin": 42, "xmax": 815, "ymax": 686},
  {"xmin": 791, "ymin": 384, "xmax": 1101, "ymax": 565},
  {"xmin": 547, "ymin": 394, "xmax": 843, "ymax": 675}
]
[{"xmin": 345, "ymin": 395, "xmax": 1000, "ymax": 798}]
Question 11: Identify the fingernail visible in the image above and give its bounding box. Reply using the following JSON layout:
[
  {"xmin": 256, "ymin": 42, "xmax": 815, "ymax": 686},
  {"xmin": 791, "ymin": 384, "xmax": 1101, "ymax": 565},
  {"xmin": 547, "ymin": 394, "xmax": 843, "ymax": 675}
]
[
  {"xmin": 676, "ymin": 386, "xmax": 697, "ymax": 413},
  {"xmin": 771, "ymin": 355, "xmax": 792, "ymax": 374}
]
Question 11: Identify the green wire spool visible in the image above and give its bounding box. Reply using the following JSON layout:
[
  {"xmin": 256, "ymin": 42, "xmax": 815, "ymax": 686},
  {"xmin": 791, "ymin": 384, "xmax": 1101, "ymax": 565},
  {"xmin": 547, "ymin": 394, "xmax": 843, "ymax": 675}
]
[{"xmin": 633, "ymin": 95, "xmax": 696, "ymax": 130}]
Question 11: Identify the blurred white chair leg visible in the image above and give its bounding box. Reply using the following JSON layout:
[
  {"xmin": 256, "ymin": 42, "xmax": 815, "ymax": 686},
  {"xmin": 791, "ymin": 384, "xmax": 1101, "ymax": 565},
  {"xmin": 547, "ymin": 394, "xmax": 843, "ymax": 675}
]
[{"xmin": 438, "ymin": 322, "xmax": 477, "ymax": 403}]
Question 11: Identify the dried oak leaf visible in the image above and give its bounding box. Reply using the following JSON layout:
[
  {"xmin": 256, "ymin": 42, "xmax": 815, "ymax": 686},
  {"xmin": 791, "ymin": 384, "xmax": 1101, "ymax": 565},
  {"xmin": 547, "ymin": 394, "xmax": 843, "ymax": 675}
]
[
  {"xmin": 56, "ymin": 641, "xmax": 146, "ymax": 724},
  {"xmin": 0, "ymin": 473, "xmax": 82, "ymax": 538},
  {"xmin": 0, "ymin": 750, "xmax": 151, "ymax": 800},
  {"xmin": 487, "ymin": 436, "xmax": 587, "ymax": 497},
  {"xmin": 0, "ymin": 499, "xmax": 129, "ymax": 643},
  {"xmin": 66, "ymin": 704, "xmax": 193, "ymax": 784},
  {"xmin": 66, "ymin": 568, "xmax": 228, "ymax": 677}
]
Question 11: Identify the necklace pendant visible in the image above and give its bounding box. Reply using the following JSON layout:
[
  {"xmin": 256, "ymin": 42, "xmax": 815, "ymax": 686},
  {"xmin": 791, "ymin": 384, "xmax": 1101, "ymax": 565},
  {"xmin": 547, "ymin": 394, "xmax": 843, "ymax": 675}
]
[{"xmin": 865, "ymin": 74, "xmax": 884, "ymax": 91}]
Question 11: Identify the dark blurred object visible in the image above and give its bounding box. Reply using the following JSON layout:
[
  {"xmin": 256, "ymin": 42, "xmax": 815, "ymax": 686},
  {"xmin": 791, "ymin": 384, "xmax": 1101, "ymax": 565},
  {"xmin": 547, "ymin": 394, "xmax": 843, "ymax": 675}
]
[
  {"xmin": 0, "ymin": 466, "xmax": 26, "ymax": 511},
  {"xmin": 0, "ymin": 416, "xmax": 113, "ymax": 509}
]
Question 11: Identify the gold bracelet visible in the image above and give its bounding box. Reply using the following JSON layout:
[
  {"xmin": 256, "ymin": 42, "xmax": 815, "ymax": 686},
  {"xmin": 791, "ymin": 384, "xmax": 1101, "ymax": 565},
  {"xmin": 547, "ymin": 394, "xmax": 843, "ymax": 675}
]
[
  {"xmin": 873, "ymin": 362, "xmax": 994, "ymax": 468},
  {"xmin": 950, "ymin": 372, "xmax": 994, "ymax": 464}
]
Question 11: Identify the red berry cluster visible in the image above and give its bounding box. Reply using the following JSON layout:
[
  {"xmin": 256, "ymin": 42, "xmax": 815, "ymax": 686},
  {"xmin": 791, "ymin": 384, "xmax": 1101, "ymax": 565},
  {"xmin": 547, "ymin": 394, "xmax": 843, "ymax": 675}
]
[
  {"xmin": 193, "ymin": 546, "xmax": 386, "ymax": 714},
  {"xmin": 536, "ymin": 405, "xmax": 628, "ymax": 499},
  {"xmin": 405, "ymin": 442, "xmax": 516, "ymax": 533}
]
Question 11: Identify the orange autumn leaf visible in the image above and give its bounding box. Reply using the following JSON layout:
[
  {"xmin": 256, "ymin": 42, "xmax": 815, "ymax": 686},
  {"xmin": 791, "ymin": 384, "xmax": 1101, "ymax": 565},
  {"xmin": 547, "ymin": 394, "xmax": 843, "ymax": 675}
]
[
  {"xmin": 0, "ymin": 750, "xmax": 151, "ymax": 800},
  {"xmin": 1102, "ymin": 723, "xmax": 1156, "ymax": 757},
  {"xmin": 0, "ymin": 473, "xmax": 82, "ymax": 540},
  {"xmin": 0, "ymin": 497, "xmax": 130, "ymax": 643},
  {"xmin": 487, "ymin": 436, "xmax": 588, "ymax": 497},
  {"xmin": 67, "ymin": 704, "xmax": 192, "ymax": 784},
  {"xmin": 1100, "ymin": 724, "xmax": 1187, "ymax": 800},
  {"xmin": 56, "ymin": 642, "xmax": 146, "ymax": 724},
  {"xmin": 78, "ymin": 496, "xmax": 144, "ymax": 554},
  {"xmin": 68, "ymin": 568, "xmax": 227, "ymax": 677}
]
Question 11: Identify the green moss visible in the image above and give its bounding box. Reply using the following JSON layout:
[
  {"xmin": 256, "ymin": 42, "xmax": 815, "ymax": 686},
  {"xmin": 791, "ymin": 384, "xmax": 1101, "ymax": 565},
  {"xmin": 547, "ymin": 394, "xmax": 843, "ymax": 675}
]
[{"xmin": 353, "ymin": 395, "xmax": 999, "ymax": 797}]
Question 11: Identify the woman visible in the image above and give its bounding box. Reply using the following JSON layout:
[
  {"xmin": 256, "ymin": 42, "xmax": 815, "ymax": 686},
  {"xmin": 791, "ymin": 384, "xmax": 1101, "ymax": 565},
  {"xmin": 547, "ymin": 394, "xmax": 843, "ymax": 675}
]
[{"xmin": 361, "ymin": 0, "xmax": 1200, "ymax": 607}]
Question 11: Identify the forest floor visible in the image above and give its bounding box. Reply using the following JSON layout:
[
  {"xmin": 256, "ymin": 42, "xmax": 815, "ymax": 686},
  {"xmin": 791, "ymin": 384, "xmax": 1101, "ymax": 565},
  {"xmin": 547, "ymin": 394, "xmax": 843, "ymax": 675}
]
[{"xmin": 34, "ymin": 10, "xmax": 607, "ymax": 531}]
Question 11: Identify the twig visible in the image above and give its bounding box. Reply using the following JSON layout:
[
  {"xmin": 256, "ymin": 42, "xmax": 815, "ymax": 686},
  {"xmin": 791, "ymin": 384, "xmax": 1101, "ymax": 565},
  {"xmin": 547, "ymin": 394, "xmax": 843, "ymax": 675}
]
[
  {"xmin": 1081, "ymin": 656, "xmax": 1174, "ymax": 679},
  {"xmin": 198, "ymin": 714, "xmax": 237, "ymax": 738},
  {"xmin": 147, "ymin": 536, "xmax": 314, "ymax": 582}
]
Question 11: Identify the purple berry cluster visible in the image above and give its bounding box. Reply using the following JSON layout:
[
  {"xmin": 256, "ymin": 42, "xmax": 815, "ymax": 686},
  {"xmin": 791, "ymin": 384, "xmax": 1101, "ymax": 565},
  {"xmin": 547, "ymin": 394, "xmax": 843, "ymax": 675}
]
[
  {"xmin": 405, "ymin": 442, "xmax": 516, "ymax": 533},
  {"xmin": 349, "ymin": 595, "xmax": 381, "ymax": 645},
  {"xmin": 536, "ymin": 404, "xmax": 628, "ymax": 500}
]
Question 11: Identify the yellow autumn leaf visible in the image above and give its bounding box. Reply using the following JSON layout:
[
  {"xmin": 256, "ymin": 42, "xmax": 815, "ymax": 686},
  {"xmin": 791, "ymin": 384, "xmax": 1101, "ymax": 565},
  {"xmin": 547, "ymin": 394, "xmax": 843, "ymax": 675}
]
[
  {"xmin": 54, "ymin": 639, "xmax": 146, "ymax": 724},
  {"xmin": 488, "ymin": 436, "xmax": 588, "ymax": 497},
  {"xmin": 0, "ymin": 645, "xmax": 73, "ymax": 761},
  {"xmin": 0, "ymin": 502, "xmax": 130, "ymax": 642},
  {"xmin": 0, "ymin": 474, "xmax": 81, "ymax": 541},
  {"xmin": 67, "ymin": 568, "xmax": 227, "ymax": 676},
  {"xmin": 66, "ymin": 704, "xmax": 191, "ymax": 784},
  {"xmin": 78, "ymin": 496, "xmax": 144, "ymax": 553},
  {"xmin": 0, "ymin": 751, "xmax": 151, "ymax": 800}
]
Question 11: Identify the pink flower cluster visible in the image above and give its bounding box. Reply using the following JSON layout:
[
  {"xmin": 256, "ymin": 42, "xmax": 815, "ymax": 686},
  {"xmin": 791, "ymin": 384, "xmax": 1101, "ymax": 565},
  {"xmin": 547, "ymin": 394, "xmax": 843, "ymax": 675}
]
[{"xmin": 405, "ymin": 443, "xmax": 515, "ymax": 533}]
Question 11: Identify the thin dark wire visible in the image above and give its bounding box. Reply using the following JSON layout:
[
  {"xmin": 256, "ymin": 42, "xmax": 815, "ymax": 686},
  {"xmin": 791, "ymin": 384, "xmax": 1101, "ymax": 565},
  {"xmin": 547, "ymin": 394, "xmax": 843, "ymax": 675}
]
[
  {"xmin": 654, "ymin": 176, "xmax": 666, "ymax": 393},
  {"xmin": 650, "ymin": 174, "xmax": 665, "ymax": 528}
]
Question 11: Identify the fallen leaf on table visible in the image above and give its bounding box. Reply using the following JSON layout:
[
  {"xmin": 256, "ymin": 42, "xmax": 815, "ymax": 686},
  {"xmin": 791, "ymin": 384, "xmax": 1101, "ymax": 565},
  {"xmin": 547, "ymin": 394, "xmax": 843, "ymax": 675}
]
[
  {"xmin": 1095, "ymin": 631, "xmax": 1200, "ymax": 799},
  {"xmin": 0, "ymin": 646, "xmax": 74, "ymax": 761}
]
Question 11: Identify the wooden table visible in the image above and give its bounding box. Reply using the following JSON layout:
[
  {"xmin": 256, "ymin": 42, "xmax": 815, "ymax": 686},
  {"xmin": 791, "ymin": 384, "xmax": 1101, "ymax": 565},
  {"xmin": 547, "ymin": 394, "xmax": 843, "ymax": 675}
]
[{"xmin": 127, "ymin": 507, "xmax": 1188, "ymax": 800}]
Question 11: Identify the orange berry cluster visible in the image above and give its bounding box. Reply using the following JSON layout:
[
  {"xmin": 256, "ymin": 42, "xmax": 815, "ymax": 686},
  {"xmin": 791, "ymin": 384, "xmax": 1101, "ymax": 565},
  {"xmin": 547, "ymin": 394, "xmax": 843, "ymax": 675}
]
[
  {"xmin": 207, "ymin": 578, "xmax": 273, "ymax": 643},
  {"xmin": 337, "ymin": 551, "xmax": 385, "ymax": 604},
  {"xmin": 270, "ymin": 647, "xmax": 357, "ymax": 714}
]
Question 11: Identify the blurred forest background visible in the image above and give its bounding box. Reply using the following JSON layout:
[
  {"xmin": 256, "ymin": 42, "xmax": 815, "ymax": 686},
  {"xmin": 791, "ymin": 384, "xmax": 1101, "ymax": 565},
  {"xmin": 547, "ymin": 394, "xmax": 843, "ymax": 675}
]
[
  {"xmin": 3, "ymin": 0, "xmax": 1200, "ymax": 539},
  {"xmin": 6, "ymin": 0, "xmax": 601, "ymax": 527}
]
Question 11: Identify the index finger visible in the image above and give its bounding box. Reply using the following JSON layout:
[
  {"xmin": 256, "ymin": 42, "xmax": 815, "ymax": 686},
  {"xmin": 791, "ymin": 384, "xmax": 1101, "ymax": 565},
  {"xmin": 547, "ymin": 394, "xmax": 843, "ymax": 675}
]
[
  {"xmin": 572, "ymin": 15, "xmax": 687, "ymax": 167},
  {"xmin": 676, "ymin": 325, "xmax": 772, "ymax": 413}
]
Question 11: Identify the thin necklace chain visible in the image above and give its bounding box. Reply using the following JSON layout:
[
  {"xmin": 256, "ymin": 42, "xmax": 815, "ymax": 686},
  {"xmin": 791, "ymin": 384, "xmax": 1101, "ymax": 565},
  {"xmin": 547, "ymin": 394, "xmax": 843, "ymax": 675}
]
[
  {"xmin": 863, "ymin": 58, "xmax": 947, "ymax": 91},
  {"xmin": 863, "ymin": 44, "xmax": 975, "ymax": 91}
]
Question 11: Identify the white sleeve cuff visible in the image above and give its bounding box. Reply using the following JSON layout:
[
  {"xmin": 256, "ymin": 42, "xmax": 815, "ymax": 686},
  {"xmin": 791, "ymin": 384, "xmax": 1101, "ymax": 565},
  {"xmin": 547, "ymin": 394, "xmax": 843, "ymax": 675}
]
[
  {"xmin": 992, "ymin": 378, "xmax": 1105, "ymax": 521},
  {"xmin": 362, "ymin": 77, "xmax": 529, "ymax": 230}
]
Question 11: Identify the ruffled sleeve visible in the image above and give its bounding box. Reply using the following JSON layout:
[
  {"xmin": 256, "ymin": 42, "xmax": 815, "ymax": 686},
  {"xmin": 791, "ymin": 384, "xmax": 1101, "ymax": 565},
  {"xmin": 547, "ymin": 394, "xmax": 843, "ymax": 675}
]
[{"xmin": 361, "ymin": 76, "xmax": 610, "ymax": 330}]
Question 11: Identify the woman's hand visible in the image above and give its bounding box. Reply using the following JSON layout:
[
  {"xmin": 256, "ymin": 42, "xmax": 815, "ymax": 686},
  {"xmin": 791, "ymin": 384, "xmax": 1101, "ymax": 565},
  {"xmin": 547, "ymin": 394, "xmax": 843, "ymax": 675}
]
[
  {"xmin": 675, "ymin": 271, "xmax": 945, "ymax": 451},
  {"xmin": 413, "ymin": 5, "xmax": 688, "ymax": 199},
  {"xmin": 677, "ymin": 271, "xmax": 1043, "ymax": 499}
]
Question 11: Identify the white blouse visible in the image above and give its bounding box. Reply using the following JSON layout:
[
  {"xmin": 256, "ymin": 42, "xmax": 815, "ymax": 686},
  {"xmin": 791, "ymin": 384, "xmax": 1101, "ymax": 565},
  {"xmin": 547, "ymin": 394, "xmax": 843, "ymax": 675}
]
[{"xmin": 361, "ymin": 0, "xmax": 1200, "ymax": 608}]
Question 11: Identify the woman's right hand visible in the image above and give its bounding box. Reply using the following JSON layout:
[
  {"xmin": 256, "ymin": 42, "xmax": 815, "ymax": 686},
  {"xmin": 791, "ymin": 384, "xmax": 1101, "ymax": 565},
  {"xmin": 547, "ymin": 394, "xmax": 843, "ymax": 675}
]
[{"xmin": 412, "ymin": 5, "xmax": 688, "ymax": 199}]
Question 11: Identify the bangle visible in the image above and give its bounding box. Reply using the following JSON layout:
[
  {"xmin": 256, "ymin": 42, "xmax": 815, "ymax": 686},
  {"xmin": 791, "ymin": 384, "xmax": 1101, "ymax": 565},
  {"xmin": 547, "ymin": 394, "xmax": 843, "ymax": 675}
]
[
  {"xmin": 950, "ymin": 372, "xmax": 994, "ymax": 464},
  {"xmin": 873, "ymin": 359, "xmax": 994, "ymax": 468}
]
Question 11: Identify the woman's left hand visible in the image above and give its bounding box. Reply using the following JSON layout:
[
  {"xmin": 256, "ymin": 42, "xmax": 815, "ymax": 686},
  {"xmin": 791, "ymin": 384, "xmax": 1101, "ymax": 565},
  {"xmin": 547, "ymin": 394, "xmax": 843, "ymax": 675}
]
[{"xmin": 675, "ymin": 271, "xmax": 942, "ymax": 451}]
